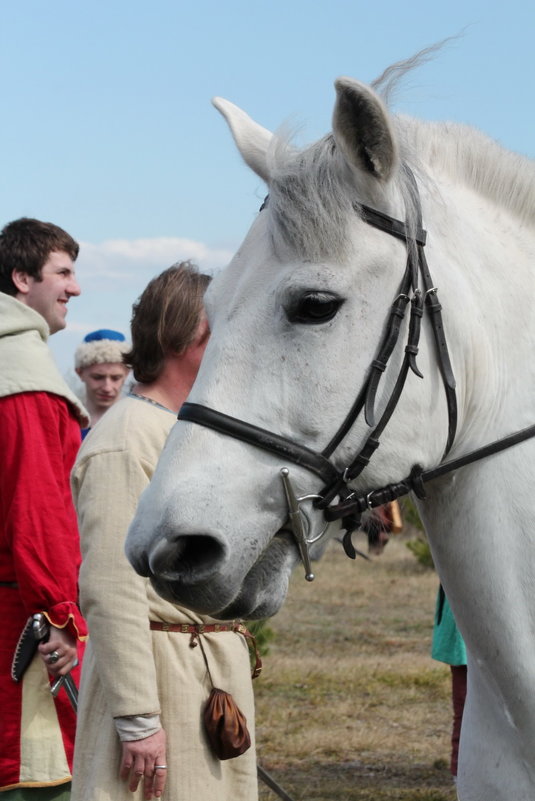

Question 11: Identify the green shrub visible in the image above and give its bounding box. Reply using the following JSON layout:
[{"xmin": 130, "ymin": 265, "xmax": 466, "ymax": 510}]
[
  {"xmin": 402, "ymin": 497, "xmax": 424, "ymax": 531},
  {"xmin": 406, "ymin": 536, "xmax": 434, "ymax": 569},
  {"xmin": 401, "ymin": 498, "xmax": 434, "ymax": 568},
  {"xmin": 246, "ymin": 618, "xmax": 275, "ymax": 657}
]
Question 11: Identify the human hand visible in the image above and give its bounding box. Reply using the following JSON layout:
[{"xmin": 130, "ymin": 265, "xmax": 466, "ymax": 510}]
[
  {"xmin": 120, "ymin": 729, "xmax": 167, "ymax": 799},
  {"xmin": 38, "ymin": 625, "xmax": 78, "ymax": 678}
]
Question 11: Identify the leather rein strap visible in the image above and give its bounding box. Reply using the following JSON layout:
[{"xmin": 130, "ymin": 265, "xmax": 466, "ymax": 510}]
[
  {"xmin": 323, "ymin": 423, "xmax": 535, "ymax": 521},
  {"xmin": 177, "ymin": 169, "xmax": 535, "ymax": 554}
]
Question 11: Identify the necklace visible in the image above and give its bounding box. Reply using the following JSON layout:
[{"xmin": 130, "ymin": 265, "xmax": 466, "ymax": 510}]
[{"xmin": 128, "ymin": 391, "xmax": 176, "ymax": 416}]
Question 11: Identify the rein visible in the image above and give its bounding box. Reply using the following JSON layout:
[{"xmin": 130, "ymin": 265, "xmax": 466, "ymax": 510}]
[{"xmin": 178, "ymin": 168, "xmax": 535, "ymax": 575}]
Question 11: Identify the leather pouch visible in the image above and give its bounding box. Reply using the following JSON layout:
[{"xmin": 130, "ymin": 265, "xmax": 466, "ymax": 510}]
[{"xmin": 203, "ymin": 687, "xmax": 251, "ymax": 760}]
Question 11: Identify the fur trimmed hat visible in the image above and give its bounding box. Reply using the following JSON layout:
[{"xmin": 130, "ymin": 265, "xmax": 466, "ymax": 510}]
[{"xmin": 75, "ymin": 329, "xmax": 130, "ymax": 370}]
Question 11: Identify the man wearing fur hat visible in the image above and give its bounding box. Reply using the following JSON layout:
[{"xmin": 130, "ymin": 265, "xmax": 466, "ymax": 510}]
[
  {"xmin": 0, "ymin": 217, "xmax": 88, "ymax": 799},
  {"xmin": 75, "ymin": 330, "xmax": 130, "ymax": 438}
]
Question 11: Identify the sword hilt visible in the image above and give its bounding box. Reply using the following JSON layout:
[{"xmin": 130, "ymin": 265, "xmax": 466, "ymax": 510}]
[
  {"xmin": 32, "ymin": 613, "xmax": 50, "ymax": 643},
  {"xmin": 33, "ymin": 613, "xmax": 78, "ymax": 712},
  {"xmin": 50, "ymin": 666, "xmax": 79, "ymax": 712}
]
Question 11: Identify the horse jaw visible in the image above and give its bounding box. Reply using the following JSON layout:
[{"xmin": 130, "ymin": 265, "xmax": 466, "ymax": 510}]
[
  {"xmin": 212, "ymin": 96, "xmax": 274, "ymax": 182},
  {"xmin": 332, "ymin": 77, "xmax": 398, "ymax": 181}
]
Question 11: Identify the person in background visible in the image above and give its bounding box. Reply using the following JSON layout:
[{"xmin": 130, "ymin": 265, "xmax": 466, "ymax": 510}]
[
  {"xmin": 75, "ymin": 329, "xmax": 130, "ymax": 438},
  {"xmin": 432, "ymin": 585, "xmax": 467, "ymax": 780},
  {"xmin": 0, "ymin": 217, "xmax": 88, "ymax": 800},
  {"xmin": 71, "ymin": 262, "xmax": 258, "ymax": 801},
  {"xmin": 362, "ymin": 500, "xmax": 403, "ymax": 555}
]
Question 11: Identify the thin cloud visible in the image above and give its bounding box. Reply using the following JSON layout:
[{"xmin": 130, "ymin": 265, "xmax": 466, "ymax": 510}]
[
  {"xmin": 50, "ymin": 235, "xmax": 236, "ymax": 376},
  {"xmin": 78, "ymin": 237, "xmax": 234, "ymax": 286}
]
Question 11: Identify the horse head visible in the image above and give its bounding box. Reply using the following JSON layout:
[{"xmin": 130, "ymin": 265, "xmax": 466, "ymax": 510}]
[{"xmin": 126, "ymin": 78, "xmax": 454, "ymax": 619}]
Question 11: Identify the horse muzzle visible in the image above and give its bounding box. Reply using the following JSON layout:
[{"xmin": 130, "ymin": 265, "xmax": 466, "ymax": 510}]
[{"xmin": 126, "ymin": 510, "xmax": 301, "ymax": 618}]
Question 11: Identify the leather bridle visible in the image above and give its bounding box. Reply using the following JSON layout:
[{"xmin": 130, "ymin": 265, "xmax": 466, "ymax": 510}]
[{"xmin": 178, "ymin": 167, "xmax": 535, "ymax": 576}]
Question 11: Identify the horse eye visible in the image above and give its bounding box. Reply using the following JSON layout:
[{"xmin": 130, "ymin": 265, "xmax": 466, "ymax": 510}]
[{"xmin": 288, "ymin": 292, "xmax": 344, "ymax": 324}]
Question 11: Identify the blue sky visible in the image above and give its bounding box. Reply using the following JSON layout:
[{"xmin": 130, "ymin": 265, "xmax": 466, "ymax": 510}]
[{"xmin": 1, "ymin": 0, "xmax": 533, "ymax": 377}]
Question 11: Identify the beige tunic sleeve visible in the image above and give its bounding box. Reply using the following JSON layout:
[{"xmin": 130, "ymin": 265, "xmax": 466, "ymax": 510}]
[{"xmin": 72, "ymin": 448, "xmax": 160, "ymax": 718}]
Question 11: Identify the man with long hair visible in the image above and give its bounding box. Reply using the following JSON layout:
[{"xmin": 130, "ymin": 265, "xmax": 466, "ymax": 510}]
[{"xmin": 71, "ymin": 263, "xmax": 258, "ymax": 801}]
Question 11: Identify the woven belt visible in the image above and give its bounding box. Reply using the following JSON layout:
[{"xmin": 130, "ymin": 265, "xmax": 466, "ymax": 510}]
[{"xmin": 150, "ymin": 620, "xmax": 262, "ymax": 678}]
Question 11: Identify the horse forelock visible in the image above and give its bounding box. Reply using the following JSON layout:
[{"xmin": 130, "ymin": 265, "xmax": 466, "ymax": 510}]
[
  {"xmin": 265, "ymin": 130, "xmax": 422, "ymax": 264},
  {"xmin": 266, "ymin": 135, "xmax": 353, "ymax": 262}
]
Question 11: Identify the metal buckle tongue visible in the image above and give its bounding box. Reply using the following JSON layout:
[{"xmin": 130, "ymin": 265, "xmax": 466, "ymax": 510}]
[{"xmin": 280, "ymin": 468, "xmax": 315, "ymax": 582}]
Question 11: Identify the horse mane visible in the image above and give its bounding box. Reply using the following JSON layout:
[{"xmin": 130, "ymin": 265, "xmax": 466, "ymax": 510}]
[
  {"xmin": 266, "ymin": 46, "xmax": 535, "ymax": 261},
  {"xmin": 397, "ymin": 117, "xmax": 535, "ymax": 227},
  {"xmin": 267, "ymin": 118, "xmax": 535, "ymax": 263}
]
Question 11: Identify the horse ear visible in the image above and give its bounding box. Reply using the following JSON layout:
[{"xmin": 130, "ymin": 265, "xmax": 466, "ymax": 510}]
[
  {"xmin": 332, "ymin": 78, "xmax": 398, "ymax": 181},
  {"xmin": 212, "ymin": 97, "xmax": 273, "ymax": 183}
]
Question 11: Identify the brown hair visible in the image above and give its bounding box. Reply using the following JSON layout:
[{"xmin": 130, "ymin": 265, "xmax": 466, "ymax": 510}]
[
  {"xmin": 124, "ymin": 261, "xmax": 211, "ymax": 383},
  {"xmin": 0, "ymin": 217, "xmax": 79, "ymax": 296}
]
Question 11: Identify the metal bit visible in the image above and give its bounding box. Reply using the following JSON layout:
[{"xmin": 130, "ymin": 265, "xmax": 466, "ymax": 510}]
[{"xmin": 280, "ymin": 468, "xmax": 315, "ymax": 581}]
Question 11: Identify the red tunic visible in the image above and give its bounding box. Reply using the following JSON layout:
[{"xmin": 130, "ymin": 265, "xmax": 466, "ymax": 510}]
[{"xmin": 0, "ymin": 392, "xmax": 87, "ymax": 791}]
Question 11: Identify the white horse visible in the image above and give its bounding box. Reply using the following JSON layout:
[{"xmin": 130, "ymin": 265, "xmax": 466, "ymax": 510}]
[{"xmin": 127, "ymin": 63, "xmax": 535, "ymax": 799}]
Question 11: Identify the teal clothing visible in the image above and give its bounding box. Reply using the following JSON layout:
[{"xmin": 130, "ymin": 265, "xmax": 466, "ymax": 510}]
[{"xmin": 431, "ymin": 585, "xmax": 467, "ymax": 666}]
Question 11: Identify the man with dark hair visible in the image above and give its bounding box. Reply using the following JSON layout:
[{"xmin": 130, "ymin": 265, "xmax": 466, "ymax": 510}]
[
  {"xmin": 0, "ymin": 216, "xmax": 80, "ymax": 302},
  {"xmin": 71, "ymin": 263, "xmax": 258, "ymax": 801},
  {"xmin": 0, "ymin": 217, "xmax": 88, "ymax": 799}
]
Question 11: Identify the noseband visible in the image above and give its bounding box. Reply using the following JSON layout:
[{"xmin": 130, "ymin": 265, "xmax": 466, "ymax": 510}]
[{"xmin": 178, "ymin": 167, "xmax": 535, "ymax": 577}]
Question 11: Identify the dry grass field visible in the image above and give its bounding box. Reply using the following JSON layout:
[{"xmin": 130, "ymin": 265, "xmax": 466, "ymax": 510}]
[{"xmin": 253, "ymin": 530, "xmax": 458, "ymax": 801}]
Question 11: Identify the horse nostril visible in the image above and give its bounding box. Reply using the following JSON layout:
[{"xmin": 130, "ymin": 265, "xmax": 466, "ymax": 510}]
[{"xmin": 148, "ymin": 534, "xmax": 227, "ymax": 584}]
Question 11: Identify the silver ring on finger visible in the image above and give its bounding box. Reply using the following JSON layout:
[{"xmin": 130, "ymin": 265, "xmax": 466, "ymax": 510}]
[
  {"xmin": 154, "ymin": 765, "xmax": 168, "ymax": 770},
  {"xmin": 48, "ymin": 650, "xmax": 61, "ymax": 665}
]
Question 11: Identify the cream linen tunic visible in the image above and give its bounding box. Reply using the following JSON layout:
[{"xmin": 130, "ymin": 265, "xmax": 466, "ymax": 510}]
[{"xmin": 71, "ymin": 396, "xmax": 257, "ymax": 801}]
